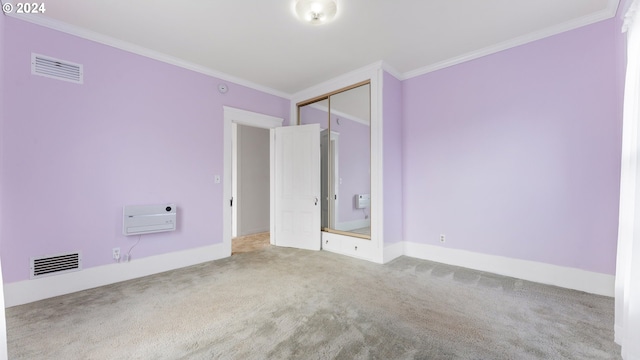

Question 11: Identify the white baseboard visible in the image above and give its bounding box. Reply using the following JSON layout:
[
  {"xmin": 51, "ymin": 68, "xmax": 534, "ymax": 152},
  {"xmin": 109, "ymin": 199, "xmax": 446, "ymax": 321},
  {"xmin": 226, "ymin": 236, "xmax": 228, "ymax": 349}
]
[
  {"xmin": 4, "ymin": 243, "xmax": 229, "ymax": 307},
  {"xmin": 383, "ymin": 241, "xmax": 404, "ymax": 263},
  {"xmin": 404, "ymin": 242, "xmax": 615, "ymax": 297},
  {"xmin": 623, "ymin": 348, "xmax": 640, "ymax": 360},
  {"xmin": 238, "ymin": 227, "xmax": 270, "ymax": 237},
  {"xmin": 5, "ymin": 240, "xmax": 614, "ymax": 306},
  {"xmin": 615, "ymin": 324, "xmax": 623, "ymax": 345},
  {"xmin": 617, "ymin": 325, "xmax": 640, "ymax": 360}
]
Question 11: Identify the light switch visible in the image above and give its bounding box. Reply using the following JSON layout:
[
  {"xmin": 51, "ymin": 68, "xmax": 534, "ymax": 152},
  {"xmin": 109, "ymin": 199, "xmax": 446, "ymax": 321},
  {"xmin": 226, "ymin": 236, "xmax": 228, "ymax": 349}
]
[{"xmin": 215, "ymin": 175, "xmax": 221, "ymax": 184}]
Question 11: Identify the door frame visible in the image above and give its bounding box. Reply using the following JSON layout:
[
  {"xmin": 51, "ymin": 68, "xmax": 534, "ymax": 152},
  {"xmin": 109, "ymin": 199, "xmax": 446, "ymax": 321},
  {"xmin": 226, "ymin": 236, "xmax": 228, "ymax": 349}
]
[
  {"xmin": 290, "ymin": 62, "xmax": 384, "ymax": 263},
  {"xmin": 223, "ymin": 106, "xmax": 283, "ymax": 256}
]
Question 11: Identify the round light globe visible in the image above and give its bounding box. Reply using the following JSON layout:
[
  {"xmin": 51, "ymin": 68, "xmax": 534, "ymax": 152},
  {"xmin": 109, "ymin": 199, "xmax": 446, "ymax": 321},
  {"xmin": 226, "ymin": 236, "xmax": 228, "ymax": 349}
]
[{"xmin": 295, "ymin": 0, "xmax": 338, "ymax": 25}]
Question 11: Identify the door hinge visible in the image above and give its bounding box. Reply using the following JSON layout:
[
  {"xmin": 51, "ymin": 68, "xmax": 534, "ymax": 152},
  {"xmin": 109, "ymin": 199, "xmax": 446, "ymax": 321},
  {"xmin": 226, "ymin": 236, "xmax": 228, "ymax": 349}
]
[{"xmin": 230, "ymin": 197, "xmax": 233, "ymax": 207}]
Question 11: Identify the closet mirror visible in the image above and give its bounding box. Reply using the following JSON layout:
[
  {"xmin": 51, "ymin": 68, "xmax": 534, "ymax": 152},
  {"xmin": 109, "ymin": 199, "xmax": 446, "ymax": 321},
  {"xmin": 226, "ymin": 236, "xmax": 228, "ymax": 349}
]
[{"xmin": 298, "ymin": 82, "xmax": 371, "ymax": 239}]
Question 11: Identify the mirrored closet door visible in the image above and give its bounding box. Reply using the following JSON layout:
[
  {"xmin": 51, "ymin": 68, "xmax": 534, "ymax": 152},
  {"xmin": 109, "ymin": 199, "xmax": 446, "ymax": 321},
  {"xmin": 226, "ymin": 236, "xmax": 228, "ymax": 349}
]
[{"xmin": 298, "ymin": 82, "xmax": 371, "ymax": 239}]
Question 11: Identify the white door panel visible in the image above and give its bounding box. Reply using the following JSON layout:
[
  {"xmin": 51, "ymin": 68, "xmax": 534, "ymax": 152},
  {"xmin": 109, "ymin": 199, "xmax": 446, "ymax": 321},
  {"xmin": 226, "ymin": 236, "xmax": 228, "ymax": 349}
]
[{"xmin": 275, "ymin": 124, "xmax": 320, "ymax": 250}]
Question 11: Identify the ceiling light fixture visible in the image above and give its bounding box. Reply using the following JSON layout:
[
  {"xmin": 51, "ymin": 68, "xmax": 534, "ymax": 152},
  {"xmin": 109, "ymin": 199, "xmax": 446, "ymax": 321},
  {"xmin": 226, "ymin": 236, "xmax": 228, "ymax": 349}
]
[{"xmin": 295, "ymin": 0, "xmax": 338, "ymax": 25}]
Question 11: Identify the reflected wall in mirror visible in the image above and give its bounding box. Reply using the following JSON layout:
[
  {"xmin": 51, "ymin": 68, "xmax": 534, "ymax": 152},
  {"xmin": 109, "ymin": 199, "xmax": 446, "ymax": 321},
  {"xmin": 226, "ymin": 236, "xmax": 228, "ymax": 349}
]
[{"xmin": 298, "ymin": 82, "xmax": 371, "ymax": 239}]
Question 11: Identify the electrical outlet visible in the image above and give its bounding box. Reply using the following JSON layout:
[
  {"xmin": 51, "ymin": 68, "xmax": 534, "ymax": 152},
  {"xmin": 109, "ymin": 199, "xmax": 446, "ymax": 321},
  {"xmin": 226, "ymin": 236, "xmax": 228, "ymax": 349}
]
[
  {"xmin": 440, "ymin": 234, "xmax": 446, "ymax": 243},
  {"xmin": 113, "ymin": 247, "xmax": 121, "ymax": 262}
]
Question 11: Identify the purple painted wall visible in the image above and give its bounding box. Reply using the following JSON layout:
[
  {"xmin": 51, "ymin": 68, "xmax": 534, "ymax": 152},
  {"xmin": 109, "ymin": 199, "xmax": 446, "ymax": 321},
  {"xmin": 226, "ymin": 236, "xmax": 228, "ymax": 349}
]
[
  {"xmin": 1, "ymin": 18, "xmax": 289, "ymax": 283},
  {"xmin": 383, "ymin": 71, "xmax": 403, "ymax": 244},
  {"xmin": 0, "ymin": 13, "xmax": 5, "ymax": 277},
  {"xmin": 402, "ymin": 19, "xmax": 623, "ymax": 274},
  {"xmin": 0, "ymin": 11, "xmax": 6, "ymax": 346}
]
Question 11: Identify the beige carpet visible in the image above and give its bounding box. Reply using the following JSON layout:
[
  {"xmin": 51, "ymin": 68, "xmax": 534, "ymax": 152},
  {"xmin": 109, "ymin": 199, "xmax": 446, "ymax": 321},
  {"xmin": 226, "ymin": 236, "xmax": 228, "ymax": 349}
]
[{"xmin": 6, "ymin": 247, "xmax": 621, "ymax": 359}]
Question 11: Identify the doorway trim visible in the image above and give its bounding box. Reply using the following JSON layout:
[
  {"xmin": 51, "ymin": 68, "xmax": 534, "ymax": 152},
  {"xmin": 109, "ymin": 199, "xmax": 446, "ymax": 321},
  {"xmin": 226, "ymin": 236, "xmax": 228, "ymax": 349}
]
[
  {"xmin": 223, "ymin": 106, "xmax": 284, "ymax": 255},
  {"xmin": 290, "ymin": 62, "xmax": 384, "ymax": 263}
]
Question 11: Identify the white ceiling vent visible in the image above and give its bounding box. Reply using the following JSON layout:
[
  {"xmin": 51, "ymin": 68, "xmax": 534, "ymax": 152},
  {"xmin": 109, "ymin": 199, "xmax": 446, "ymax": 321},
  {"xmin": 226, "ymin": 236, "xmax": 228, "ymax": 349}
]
[
  {"xmin": 31, "ymin": 53, "xmax": 83, "ymax": 84},
  {"xmin": 30, "ymin": 252, "xmax": 82, "ymax": 279}
]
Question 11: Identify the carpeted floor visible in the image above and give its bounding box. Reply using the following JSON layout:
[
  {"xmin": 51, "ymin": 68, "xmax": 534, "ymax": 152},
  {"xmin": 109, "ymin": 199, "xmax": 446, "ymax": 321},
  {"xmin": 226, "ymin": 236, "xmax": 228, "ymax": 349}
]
[{"xmin": 6, "ymin": 246, "xmax": 621, "ymax": 359}]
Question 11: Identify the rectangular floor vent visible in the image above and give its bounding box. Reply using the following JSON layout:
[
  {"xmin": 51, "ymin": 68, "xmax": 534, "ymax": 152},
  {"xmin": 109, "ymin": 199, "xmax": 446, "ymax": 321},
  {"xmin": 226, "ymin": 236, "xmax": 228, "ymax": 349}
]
[
  {"xmin": 31, "ymin": 53, "xmax": 83, "ymax": 84},
  {"xmin": 30, "ymin": 252, "xmax": 82, "ymax": 279}
]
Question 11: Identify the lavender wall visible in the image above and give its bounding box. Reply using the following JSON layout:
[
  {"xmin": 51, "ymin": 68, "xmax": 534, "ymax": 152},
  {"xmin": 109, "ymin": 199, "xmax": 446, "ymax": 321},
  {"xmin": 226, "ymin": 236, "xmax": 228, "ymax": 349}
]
[
  {"xmin": 383, "ymin": 71, "xmax": 403, "ymax": 244},
  {"xmin": 402, "ymin": 19, "xmax": 622, "ymax": 274},
  {"xmin": 0, "ymin": 13, "xmax": 6, "ymax": 277},
  {"xmin": 0, "ymin": 13, "xmax": 6, "ymax": 349},
  {"xmin": 1, "ymin": 18, "xmax": 289, "ymax": 283},
  {"xmin": 1, "ymin": 14, "xmax": 5, "ymax": 238}
]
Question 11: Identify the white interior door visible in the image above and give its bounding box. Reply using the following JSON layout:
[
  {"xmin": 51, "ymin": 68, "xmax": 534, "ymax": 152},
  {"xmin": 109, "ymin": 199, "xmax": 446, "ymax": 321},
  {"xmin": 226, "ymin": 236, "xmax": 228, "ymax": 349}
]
[{"xmin": 275, "ymin": 124, "xmax": 320, "ymax": 250}]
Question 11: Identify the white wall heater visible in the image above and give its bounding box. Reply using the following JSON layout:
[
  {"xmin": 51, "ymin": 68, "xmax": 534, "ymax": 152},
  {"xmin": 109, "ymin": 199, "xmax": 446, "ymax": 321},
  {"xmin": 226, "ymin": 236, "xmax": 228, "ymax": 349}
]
[
  {"xmin": 355, "ymin": 194, "xmax": 370, "ymax": 209},
  {"xmin": 123, "ymin": 204, "xmax": 177, "ymax": 236}
]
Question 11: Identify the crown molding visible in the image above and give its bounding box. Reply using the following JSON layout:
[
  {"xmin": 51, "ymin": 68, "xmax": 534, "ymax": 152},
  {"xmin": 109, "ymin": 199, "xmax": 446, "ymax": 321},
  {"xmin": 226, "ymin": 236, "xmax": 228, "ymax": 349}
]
[
  {"xmin": 401, "ymin": 0, "xmax": 620, "ymax": 80},
  {"xmin": 4, "ymin": 11, "xmax": 292, "ymax": 99},
  {"xmin": 3, "ymin": 0, "xmax": 620, "ymax": 92},
  {"xmin": 291, "ymin": 61, "xmax": 381, "ymax": 103},
  {"xmin": 380, "ymin": 61, "xmax": 403, "ymax": 80}
]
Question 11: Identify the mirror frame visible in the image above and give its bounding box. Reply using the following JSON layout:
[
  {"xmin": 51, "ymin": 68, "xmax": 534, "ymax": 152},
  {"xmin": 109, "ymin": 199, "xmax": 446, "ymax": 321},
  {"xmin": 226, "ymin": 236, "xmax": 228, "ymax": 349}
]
[{"xmin": 297, "ymin": 80, "xmax": 371, "ymax": 240}]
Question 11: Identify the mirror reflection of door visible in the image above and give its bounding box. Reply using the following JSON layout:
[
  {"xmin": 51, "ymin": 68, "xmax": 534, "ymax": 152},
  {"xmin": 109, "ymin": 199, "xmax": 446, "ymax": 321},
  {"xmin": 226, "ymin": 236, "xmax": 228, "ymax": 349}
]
[
  {"xmin": 321, "ymin": 129, "xmax": 339, "ymax": 229},
  {"xmin": 298, "ymin": 82, "xmax": 371, "ymax": 239},
  {"xmin": 299, "ymin": 98, "xmax": 329, "ymax": 227}
]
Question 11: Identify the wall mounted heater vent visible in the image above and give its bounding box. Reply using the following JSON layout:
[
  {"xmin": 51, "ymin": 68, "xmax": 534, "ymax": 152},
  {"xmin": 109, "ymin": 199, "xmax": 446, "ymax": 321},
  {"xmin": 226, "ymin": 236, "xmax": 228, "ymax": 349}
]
[
  {"xmin": 31, "ymin": 53, "xmax": 83, "ymax": 84},
  {"xmin": 123, "ymin": 204, "xmax": 177, "ymax": 236},
  {"xmin": 355, "ymin": 194, "xmax": 370, "ymax": 209},
  {"xmin": 30, "ymin": 252, "xmax": 82, "ymax": 279}
]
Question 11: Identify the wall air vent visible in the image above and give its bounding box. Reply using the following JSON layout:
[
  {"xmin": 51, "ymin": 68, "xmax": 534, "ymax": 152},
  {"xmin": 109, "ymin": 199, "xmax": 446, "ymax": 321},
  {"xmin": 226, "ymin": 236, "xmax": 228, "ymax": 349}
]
[
  {"xmin": 30, "ymin": 252, "xmax": 82, "ymax": 279},
  {"xmin": 31, "ymin": 53, "xmax": 83, "ymax": 84}
]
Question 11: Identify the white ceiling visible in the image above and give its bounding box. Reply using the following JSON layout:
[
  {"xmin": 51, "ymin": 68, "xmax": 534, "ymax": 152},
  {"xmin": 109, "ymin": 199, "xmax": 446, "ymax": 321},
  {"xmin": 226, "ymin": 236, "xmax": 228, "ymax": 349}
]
[{"xmin": 6, "ymin": 0, "xmax": 619, "ymax": 96}]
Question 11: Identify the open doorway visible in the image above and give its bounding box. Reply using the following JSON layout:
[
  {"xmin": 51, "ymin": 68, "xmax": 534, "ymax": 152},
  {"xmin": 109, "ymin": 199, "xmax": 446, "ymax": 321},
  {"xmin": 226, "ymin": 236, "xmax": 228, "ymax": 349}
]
[
  {"xmin": 222, "ymin": 106, "xmax": 283, "ymax": 257},
  {"xmin": 232, "ymin": 124, "xmax": 270, "ymax": 254}
]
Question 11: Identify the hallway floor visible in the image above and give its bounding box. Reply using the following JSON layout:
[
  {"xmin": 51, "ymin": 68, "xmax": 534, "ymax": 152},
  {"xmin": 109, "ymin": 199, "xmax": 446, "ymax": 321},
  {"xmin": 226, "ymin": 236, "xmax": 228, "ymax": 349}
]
[{"xmin": 232, "ymin": 232, "xmax": 270, "ymax": 254}]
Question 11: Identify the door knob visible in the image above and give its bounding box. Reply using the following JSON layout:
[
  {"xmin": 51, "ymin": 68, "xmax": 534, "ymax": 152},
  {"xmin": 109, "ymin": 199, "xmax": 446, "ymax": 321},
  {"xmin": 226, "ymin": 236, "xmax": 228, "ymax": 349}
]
[{"xmin": 314, "ymin": 197, "xmax": 318, "ymax": 206}]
